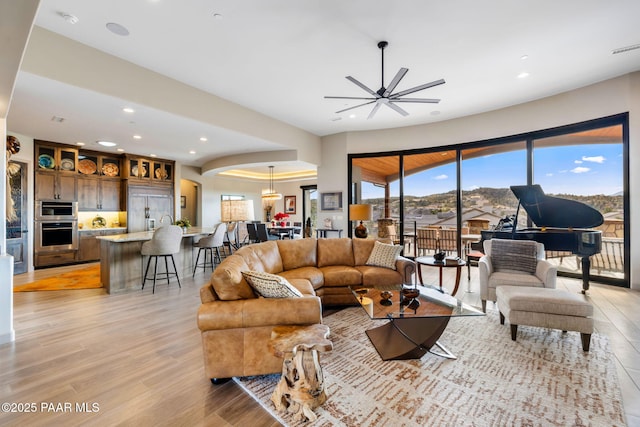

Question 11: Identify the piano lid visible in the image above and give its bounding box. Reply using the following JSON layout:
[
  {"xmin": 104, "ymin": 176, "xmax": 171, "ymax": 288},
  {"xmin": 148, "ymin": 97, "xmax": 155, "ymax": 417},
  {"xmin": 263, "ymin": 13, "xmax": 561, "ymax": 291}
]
[{"xmin": 510, "ymin": 184, "xmax": 604, "ymax": 229}]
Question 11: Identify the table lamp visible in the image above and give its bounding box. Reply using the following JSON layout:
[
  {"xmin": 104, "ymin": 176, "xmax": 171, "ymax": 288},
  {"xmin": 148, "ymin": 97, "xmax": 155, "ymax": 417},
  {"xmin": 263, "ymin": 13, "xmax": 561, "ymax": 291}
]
[{"xmin": 349, "ymin": 204, "xmax": 372, "ymax": 238}]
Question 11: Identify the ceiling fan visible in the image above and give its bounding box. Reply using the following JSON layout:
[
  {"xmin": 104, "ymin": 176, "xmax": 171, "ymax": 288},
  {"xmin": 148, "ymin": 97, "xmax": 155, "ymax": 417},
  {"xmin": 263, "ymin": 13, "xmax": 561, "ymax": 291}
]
[{"xmin": 325, "ymin": 41, "xmax": 445, "ymax": 119}]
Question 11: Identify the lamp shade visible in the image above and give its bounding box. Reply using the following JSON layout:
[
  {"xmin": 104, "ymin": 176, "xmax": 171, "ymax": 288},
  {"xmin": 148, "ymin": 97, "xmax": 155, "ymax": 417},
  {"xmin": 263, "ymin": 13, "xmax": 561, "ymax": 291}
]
[
  {"xmin": 349, "ymin": 204, "xmax": 372, "ymax": 221},
  {"xmin": 221, "ymin": 200, "xmax": 255, "ymax": 222}
]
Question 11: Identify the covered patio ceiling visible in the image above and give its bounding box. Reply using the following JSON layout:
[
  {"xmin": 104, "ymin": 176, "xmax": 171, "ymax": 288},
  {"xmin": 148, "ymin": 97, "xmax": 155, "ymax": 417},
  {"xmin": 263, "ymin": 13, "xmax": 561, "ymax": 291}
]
[{"xmin": 352, "ymin": 125, "xmax": 622, "ymax": 186}]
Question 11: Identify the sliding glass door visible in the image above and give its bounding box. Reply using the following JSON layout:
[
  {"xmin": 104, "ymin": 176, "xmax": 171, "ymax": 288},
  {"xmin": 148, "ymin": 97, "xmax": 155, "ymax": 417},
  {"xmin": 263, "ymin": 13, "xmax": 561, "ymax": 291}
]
[{"xmin": 348, "ymin": 114, "xmax": 629, "ymax": 287}]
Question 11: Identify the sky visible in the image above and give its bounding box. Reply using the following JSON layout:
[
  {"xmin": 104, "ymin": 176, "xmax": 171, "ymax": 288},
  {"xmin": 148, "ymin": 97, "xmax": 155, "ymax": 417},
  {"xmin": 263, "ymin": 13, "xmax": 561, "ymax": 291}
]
[{"xmin": 363, "ymin": 143, "xmax": 623, "ymax": 199}]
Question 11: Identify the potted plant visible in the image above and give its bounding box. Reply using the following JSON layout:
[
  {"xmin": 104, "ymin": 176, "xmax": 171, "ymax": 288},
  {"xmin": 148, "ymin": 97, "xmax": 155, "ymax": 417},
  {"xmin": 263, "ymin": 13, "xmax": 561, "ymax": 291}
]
[
  {"xmin": 175, "ymin": 217, "xmax": 191, "ymax": 231},
  {"xmin": 273, "ymin": 212, "xmax": 289, "ymax": 227}
]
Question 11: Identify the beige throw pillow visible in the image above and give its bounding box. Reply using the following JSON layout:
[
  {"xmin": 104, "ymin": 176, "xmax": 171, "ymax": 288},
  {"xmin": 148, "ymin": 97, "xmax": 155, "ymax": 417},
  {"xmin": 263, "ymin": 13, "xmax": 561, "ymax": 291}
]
[
  {"xmin": 365, "ymin": 240, "xmax": 402, "ymax": 270},
  {"xmin": 241, "ymin": 271, "xmax": 303, "ymax": 298}
]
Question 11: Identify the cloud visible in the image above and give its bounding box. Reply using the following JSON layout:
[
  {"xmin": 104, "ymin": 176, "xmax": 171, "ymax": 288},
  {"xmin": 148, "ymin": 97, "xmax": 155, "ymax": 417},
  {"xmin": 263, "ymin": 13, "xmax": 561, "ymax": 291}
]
[
  {"xmin": 571, "ymin": 166, "xmax": 591, "ymax": 174},
  {"xmin": 574, "ymin": 160, "xmax": 583, "ymax": 164},
  {"xmin": 546, "ymin": 173, "xmax": 553, "ymax": 177},
  {"xmin": 582, "ymin": 155, "xmax": 605, "ymax": 163},
  {"xmin": 467, "ymin": 185, "xmax": 479, "ymax": 190},
  {"xmin": 434, "ymin": 174, "xmax": 448, "ymax": 180}
]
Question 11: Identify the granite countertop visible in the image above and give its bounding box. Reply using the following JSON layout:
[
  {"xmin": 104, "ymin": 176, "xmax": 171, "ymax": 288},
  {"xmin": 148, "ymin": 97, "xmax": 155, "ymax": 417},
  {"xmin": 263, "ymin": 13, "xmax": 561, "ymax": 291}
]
[
  {"xmin": 79, "ymin": 227, "xmax": 128, "ymax": 233},
  {"xmin": 96, "ymin": 227, "xmax": 216, "ymax": 243}
]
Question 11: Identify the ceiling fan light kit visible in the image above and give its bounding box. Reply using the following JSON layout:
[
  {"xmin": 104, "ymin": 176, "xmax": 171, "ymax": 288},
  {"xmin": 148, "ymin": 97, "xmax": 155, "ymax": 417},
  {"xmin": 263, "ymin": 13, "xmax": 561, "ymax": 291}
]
[{"xmin": 325, "ymin": 41, "xmax": 445, "ymax": 119}]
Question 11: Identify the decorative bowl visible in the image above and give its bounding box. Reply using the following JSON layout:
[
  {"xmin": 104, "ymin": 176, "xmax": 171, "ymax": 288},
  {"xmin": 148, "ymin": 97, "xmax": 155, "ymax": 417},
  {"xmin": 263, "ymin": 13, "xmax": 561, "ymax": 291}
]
[
  {"xmin": 433, "ymin": 251, "xmax": 446, "ymax": 261},
  {"xmin": 380, "ymin": 290, "xmax": 393, "ymax": 306},
  {"xmin": 401, "ymin": 288, "xmax": 420, "ymax": 299}
]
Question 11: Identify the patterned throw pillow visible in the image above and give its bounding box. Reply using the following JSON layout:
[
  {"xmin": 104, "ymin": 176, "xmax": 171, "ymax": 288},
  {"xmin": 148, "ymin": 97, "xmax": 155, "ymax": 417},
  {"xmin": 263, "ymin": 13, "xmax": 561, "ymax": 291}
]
[
  {"xmin": 241, "ymin": 271, "xmax": 303, "ymax": 298},
  {"xmin": 365, "ymin": 240, "xmax": 403, "ymax": 270},
  {"xmin": 490, "ymin": 239, "xmax": 538, "ymax": 274}
]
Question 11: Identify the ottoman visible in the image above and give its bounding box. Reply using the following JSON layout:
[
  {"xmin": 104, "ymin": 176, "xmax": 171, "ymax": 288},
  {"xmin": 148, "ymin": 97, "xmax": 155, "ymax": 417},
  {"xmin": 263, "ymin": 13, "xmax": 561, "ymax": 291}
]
[{"xmin": 496, "ymin": 286, "xmax": 594, "ymax": 351}]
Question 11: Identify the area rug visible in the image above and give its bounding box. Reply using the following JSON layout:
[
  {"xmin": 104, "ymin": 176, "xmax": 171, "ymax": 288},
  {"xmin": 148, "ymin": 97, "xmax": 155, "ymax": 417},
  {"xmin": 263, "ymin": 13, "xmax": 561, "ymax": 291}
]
[
  {"xmin": 235, "ymin": 307, "xmax": 626, "ymax": 427},
  {"xmin": 13, "ymin": 264, "xmax": 102, "ymax": 292}
]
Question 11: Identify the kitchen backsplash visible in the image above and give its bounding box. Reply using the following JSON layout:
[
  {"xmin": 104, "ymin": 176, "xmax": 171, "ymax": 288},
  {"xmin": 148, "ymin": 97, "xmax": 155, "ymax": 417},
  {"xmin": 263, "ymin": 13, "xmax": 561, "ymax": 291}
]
[{"xmin": 78, "ymin": 211, "xmax": 127, "ymax": 229}]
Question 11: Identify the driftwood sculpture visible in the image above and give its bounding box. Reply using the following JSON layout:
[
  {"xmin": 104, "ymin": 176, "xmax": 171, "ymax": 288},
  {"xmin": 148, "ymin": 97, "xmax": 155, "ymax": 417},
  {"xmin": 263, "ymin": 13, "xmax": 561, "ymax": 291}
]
[{"xmin": 270, "ymin": 324, "xmax": 333, "ymax": 422}]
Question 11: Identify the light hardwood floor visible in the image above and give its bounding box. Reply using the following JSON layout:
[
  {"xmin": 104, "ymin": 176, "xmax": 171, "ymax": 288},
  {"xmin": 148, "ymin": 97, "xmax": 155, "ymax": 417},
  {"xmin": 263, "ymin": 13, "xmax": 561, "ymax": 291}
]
[{"xmin": 2, "ymin": 262, "xmax": 639, "ymax": 426}]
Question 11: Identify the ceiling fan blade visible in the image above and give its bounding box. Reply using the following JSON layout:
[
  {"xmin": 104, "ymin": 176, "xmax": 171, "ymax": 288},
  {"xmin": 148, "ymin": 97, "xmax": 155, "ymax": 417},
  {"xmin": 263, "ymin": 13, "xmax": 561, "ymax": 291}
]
[
  {"xmin": 324, "ymin": 96, "xmax": 377, "ymax": 100},
  {"xmin": 392, "ymin": 97, "xmax": 441, "ymax": 103},
  {"xmin": 346, "ymin": 76, "xmax": 380, "ymax": 97},
  {"xmin": 385, "ymin": 101, "xmax": 409, "ymax": 116},
  {"xmin": 391, "ymin": 78, "xmax": 445, "ymax": 98},
  {"xmin": 335, "ymin": 100, "xmax": 376, "ymax": 114},
  {"xmin": 367, "ymin": 103, "xmax": 382, "ymax": 120},
  {"xmin": 382, "ymin": 68, "xmax": 408, "ymax": 97}
]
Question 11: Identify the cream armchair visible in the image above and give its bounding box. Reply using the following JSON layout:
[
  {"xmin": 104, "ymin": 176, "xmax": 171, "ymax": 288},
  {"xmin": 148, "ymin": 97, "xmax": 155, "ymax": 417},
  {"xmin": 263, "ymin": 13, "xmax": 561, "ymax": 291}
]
[{"xmin": 479, "ymin": 239, "xmax": 557, "ymax": 312}]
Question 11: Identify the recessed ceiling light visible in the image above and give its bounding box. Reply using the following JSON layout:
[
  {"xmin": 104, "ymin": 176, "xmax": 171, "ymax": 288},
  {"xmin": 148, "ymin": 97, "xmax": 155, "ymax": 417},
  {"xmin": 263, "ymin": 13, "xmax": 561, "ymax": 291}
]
[
  {"xmin": 116, "ymin": 148, "xmax": 125, "ymax": 152},
  {"xmin": 123, "ymin": 107, "xmax": 135, "ymax": 113},
  {"xmin": 106, "ymin": 22, "xmax": 129, "ymax": 36},
  {"xmin": 97, "ymin": 141, "xmax": 117, "ymax": 147},
  {"xmin": 133, "ymin": 135, "xmax": 142, "ymax": 140},
  {"xmin": 349, "ymin": 114, "xmax": 357, "ymax": 119},
  {"xmin": 212, "ymin": 13, "xmax": 223, "ymax": 20},
  {"xmin": 189, "ymin": 150, "xmax": 196, "ymax": 154},
  {"xmin": 200, "ymin": 137, "xmax": 208, "ymax": 142},
  {"xmin": 520, "ymin": 54, "xmax": 529, "ymax": 60},
  {"xmin": 76, "ymin": 142, "xmax": 85, "ymax": 146},
  {"xmin": 517, "ymin": 72, "xmax": 530, "ymax": 79},
  {"xmin": 150, "ymin": 154, "xmax": 157, "ymax": 157}
]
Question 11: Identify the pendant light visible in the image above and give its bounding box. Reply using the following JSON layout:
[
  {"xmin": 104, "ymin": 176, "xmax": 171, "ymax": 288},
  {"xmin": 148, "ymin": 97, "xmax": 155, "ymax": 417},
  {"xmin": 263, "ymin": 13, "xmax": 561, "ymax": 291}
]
[{"xmin": 261, "ymin": 165, "xmax": 283, "ymax": 200}]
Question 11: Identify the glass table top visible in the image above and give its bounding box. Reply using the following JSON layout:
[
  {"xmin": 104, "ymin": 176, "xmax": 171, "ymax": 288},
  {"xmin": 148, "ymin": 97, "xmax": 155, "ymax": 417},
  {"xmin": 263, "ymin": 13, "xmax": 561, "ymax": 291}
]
[{"xmin": 350, "ymin": 284, "xmax": 484, "ymax": 320}]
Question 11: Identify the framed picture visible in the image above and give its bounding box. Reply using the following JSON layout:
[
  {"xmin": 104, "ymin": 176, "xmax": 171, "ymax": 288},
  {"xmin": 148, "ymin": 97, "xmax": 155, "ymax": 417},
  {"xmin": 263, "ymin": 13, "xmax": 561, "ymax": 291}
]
[
  {"xmin": 284, "ymin": 195, "xmax": 296, "ymax": 214},
  {"xmin": 180, "ymin": 196, "xmax": 186, "ymax": 209},
  {"xmin": 320, "ymin": 192, "xmax": 342, "ymax": 211}
]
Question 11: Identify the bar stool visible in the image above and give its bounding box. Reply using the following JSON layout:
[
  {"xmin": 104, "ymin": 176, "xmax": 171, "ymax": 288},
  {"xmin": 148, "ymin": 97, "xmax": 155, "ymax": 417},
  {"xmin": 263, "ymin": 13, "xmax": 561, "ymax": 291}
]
[
  {"xmin": 141, "ymin": 225, "xmax": 183, "ymax": 293},
  {"xmin": 193, "ymin": 223, "xmax": 226, "ymax": 276}
]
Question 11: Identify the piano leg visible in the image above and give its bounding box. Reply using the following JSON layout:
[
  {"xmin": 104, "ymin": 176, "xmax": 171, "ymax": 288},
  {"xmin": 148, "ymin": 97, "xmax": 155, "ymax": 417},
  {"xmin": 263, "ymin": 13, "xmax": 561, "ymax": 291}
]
[{"xmin": 580, "ymin": 257, "xmax": 591, "ymax": 294}]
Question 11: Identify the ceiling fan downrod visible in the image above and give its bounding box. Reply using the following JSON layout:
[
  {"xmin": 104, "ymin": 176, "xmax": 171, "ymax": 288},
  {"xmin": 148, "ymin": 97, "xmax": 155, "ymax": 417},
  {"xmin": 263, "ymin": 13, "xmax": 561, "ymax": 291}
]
[{"xmin": 378, "ymin": 41, "xmax": 388, "ymax": 95}]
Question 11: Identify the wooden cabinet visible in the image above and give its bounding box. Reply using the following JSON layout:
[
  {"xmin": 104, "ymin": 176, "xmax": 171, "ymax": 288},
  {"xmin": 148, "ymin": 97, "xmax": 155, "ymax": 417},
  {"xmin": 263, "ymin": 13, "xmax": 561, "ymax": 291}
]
[
  {"xmin": 77, "ymin": 150, "xmax": 122, "ymax": 211},
  {"xmin": 125, "ymin": 155, "xmax": 174, "ymax": 184},
  {"xmin": 78, "ymin": 177, "xmax": 122, "ymax": 211},
  {"xmin": 35, "ymin": 141, "xmax": 79, "ymax": 201},
  {"xmin": 35, "ymin": 171, "xmax": 77, "ymax": 201},
  {"xmin": 78, "ymin": 229, "xmax": 124, "ymax": 262}
]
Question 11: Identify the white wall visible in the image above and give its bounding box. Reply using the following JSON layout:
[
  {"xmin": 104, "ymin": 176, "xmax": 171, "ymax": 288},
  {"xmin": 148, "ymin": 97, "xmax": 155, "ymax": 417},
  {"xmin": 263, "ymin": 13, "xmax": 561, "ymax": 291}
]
[{"xmin": 318, "ymin": 72, "xmax": 640, "ymax": 289}]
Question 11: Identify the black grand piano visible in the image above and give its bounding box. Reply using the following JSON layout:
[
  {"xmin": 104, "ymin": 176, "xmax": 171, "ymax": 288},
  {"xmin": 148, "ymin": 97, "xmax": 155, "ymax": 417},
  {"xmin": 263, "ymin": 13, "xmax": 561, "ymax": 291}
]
[{"xmin": 479, "ymin": 184, "xmax": 603, "ymax": 293}]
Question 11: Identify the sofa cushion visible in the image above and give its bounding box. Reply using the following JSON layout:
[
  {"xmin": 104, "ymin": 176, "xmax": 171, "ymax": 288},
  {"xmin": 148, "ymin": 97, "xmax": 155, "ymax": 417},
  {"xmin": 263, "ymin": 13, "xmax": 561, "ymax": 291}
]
[
  {"xmin": 278, "ymin": 267, "xmax": 324, "ymax": 290},
  {"xmin": 211, "ymin": 254, "xmax": 257, "ymax": 301},
  {"xmin": 356, "ymin": 265, "xmax": 404, "ymax": 286},
  {"xmin": 277, "ymin": 238, "xmax": 317, "ymax": 270},
  {"xmin": 352, "ymin": 238, "xmax": 376, "ymax": 266},
  {"xmin": 490, "ymin": 239, "xmax": 538, "ymax": 274},
  {"xmin": 366, "ymin": 240, "xmax": 403, "ymax": 270},
  {"xmin": 242, "ymin": 271, "xmax": 303, "ymax": 298},
  {"xmin": 319, "ymin": 265, "xmax": 362, "ymax": 286},
  {"xmin": 235, "ymin": 241, "xmax": 283, "ymax": 273},
  {"xmin": 317, "ymin": 238, "xmax": 355, "ymax": 267}
]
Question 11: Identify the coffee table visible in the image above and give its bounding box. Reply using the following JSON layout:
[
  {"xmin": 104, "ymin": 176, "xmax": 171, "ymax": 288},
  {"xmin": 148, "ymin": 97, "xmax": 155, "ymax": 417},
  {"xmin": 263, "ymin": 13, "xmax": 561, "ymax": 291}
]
[{"xmin": 350, "ymin": 284, "xmax": 484, "ymax": 361}]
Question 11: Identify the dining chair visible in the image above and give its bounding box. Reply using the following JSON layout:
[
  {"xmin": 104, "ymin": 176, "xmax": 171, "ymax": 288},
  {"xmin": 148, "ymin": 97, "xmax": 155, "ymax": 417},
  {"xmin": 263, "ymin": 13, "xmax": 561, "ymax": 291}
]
[
  {"xmin": 246, "ymin": 223, "xmax": 259, "ymax": 244},
  {"xmin": 256, "ymin": 223, "xmax": 279, "ymax": 242}
]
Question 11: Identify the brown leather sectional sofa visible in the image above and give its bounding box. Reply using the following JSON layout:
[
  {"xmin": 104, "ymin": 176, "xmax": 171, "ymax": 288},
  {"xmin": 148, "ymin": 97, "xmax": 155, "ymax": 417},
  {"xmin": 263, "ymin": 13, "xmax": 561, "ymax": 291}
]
[{"xmin": 197, "ymin": 237, "xmax": 415, "ymax": 381}]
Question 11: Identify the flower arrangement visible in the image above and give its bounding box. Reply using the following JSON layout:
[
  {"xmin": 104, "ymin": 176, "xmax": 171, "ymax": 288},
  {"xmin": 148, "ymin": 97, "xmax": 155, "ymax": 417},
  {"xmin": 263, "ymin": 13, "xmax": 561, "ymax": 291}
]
[
  {"xmin": 273, "ymin": 212, "xmax": 289, "ymax": 221},
  {"xmin": 273, "ymin": 212, "xmax": 289, "ymax": 226},
  {"xmin": 174, "ymin": 218, "xmax": 191, "ymax": 228}
]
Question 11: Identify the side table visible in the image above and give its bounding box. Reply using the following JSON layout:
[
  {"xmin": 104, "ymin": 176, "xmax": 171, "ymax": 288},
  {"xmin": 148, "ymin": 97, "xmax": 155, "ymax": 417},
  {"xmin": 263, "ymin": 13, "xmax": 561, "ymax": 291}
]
[
  {"xmin": 269, "ymin": 324, "xmax": 333, "ymax": 422},
  {"xmin": 415, "ymin": 256, "xmax": 466, "ymax": 296}
]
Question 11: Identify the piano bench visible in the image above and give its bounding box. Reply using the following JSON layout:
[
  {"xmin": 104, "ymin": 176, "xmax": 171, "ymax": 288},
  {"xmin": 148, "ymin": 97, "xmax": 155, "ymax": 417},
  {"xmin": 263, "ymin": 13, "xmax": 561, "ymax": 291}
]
[{"xmin": 496, "ymin": 286, "xmax": 594, "ymax": 351}]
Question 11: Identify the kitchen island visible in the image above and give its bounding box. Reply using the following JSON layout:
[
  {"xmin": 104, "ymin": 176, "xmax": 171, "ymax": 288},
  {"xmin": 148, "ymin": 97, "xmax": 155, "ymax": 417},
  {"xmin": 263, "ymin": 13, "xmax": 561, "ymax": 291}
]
[{"xmin": 97, "ymin": 227, "xmax": 216, "ymax": 294}]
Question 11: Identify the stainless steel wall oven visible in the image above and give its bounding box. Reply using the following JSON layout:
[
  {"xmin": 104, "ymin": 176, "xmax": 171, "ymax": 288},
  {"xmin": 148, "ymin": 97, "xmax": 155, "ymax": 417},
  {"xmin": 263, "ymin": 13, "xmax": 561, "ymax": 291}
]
[{"xmin": 35, "ymin": 220, "xmax": 78, "ymax": 252}]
